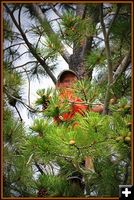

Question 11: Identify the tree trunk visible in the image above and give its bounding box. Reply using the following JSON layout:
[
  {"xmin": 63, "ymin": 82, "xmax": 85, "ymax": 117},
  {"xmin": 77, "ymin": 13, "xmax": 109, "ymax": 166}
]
[{"xmin": 69, "ymin": 4, "xmax": 100, "ymax": 79}]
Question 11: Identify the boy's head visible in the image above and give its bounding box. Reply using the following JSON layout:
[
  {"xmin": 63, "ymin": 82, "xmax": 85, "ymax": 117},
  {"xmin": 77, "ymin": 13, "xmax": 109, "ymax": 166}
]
[{"xmin": 57, "ymin": 70, "xmax": 78, "ymax": 88}]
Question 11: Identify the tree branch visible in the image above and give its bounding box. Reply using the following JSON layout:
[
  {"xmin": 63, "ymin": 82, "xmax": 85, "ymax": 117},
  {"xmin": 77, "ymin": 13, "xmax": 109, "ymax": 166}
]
[
  {"xmin": 5, "ymin": 4, "xmax": 57, "ymax": 84},
  {"xmin": 123, "ymin": 161, "xmax": 130, "ymax": 185},
  {"xmin": 36, "ymin": 34, "xmax": 42, "ymax": 49},
  {"xmin": 4, "ymin": 87, "xmax": 39, "ymax": 113},
  {"xmin": 100, "ymin": 4, "xmax": 107, "ymax": 39},
  {"xmin": 113, "ymin": 49, "xmax": 131, "ymax": 83},
  {"xmin": 100, "ymin": 4, "xmax": 113, "ymax": 84},
  {"xmin": 8, "ymin": 51, "xmax": 30, "ymax": 66},
  {"xmin": 14, "ymin": 105, "xmax": 23, "ymax": 122},
  {"xmin": 76, "ymin": 4, "xmax": 86, "ymax": 19},
  {"xmin": 50, "ymin": 4, "xmax": 62, "ymax": 18},
  {"xmin": 107, "ymin": 5, "xmax": 121, "ymax": 39},
  {"xmin": 23, "ymin": 67, "xmax": 31, "ymax": 106},
  {"xmin": 4, "ymin": 42, "xmax": 25, "ymax": 51},
  {"xmin": 98, "ymin": 53, "xmax": 131, "ymax": 85},
  {"xmin": 12, "ymin": 61, "xmax": 37, "ymax": 69},
  {"xmin": 35, "ymin": 162, "xmax": 44, "ymax": 175},
  {"xmin": 31, "ymin": 3, "xmax": 70, "ymax": 64},
  {"xmin": 18, "ymin": 4, "xmax": 23, "ymax": 27},
  {"xmin": 100, "ymin": 4, "xmax": 114, "ymax": 114}
]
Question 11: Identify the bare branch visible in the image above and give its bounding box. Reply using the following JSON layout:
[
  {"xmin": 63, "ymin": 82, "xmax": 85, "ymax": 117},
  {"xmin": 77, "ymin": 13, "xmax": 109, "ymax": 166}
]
[
  {"xmin": 31, "ymin": 3, "xmax": 70, "ymax": 64},
  {"xmin": 113, "ymin": 50, "xmax": 131, "ymax": 83},
  {"xmin": 5, "ymin": 4, "xmax": 57, "ymax": 84},
  {"xmin": 34, "ymin": 162, "xmax": 44, "ymax": 175},
  {"xmin": 4, "ymin": 87, "xmax": 38, "ymax": 113},
  {"xmin": 14, "ymin": 105, "xmax": 23, "ymax": 122},
  {"xmin": 100, "ymin": 4, "xmax": 114, "ymax": 114},
  {"xmin": 123, "ymin": 161, "xmax": 130, "ymax": 185},
  {"xmin": 23, "ymin": 67, "xmax": 31, "ymax": 106},
  {"xmin": 13, "ymin": 61, "xmax": 37, "ymax": 69},
  {"xmin": 100, "ymin": 4, "xmax": 107, "ymax": 40},
  {"xmin": 107, "ymin": 5, "xmax": 120, "ymax": 39},
  {"xmin": 18, "ymin": 4, "xmax": 23, "ymax": 27},
  {"xmin": 17, "ymin": 69, "xmax": 33, "ymax": 74},
  {"xmin": 76, "ymin": 4, "xmax": 86, "ymax": 19},
  {"xmin": 4, "ymin": 42, "xmax": 25, "ymax": 51},
  {"xmin": 8, "ymin": 51, "xmax": 29, "ymax": 66},
  {"xmin": 36, "ymin": 34, "xmax": 42, "ymax": 49},
  {"xmin": 50, "ymin": 4, "xmax": 62, "ymax": 18}
]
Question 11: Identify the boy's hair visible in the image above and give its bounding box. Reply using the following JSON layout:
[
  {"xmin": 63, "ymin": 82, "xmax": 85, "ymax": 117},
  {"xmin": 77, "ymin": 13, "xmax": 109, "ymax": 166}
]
[{"xmin": 57, "ymin": 69, "xmax": 78, "ymax": 83}]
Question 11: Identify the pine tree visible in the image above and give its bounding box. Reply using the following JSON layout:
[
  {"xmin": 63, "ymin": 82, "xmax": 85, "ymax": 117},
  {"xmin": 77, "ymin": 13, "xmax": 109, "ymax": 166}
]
[
  {"xmin": 3, "ymin": 107, "xmax": 37, "ymax": 197},
  {"xmin": 3, "ymin": 2, "xmax": 132, "ymax": 197}
]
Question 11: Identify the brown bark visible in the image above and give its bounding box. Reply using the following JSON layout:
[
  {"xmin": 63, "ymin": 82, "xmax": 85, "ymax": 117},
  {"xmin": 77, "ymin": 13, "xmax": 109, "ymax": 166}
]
[
  {"xmin": 100, "ymin": 4, "xmax": 121, "ymax": 114},
  {"xmin": 69, "ymin": 4, "xmax": 100, "ymax": 79}
]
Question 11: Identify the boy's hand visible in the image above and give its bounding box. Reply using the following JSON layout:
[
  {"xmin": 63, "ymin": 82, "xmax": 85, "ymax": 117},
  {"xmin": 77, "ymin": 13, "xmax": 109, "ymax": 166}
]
[{"xmin": 91, "ymin": 104, "xmax": 103, "ymax": 113}]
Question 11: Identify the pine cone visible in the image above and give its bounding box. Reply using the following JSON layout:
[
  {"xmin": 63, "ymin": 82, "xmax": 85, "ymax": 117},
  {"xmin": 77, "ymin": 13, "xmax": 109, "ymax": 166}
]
[
  {"xmin": 37, "ymin": 187, "xmax": 47, "ymax": 197},
  {"xmin": 42, "ymin": 99, "xmax": 50, "ymax": 110},
  {"xmin": 8, "ymin": 97, "xmax": 17, "ymax": 107}
]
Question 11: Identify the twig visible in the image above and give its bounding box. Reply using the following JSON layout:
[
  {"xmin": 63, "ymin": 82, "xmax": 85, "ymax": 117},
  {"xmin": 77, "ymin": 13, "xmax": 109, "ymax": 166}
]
[
  {"xmin": 18, "ymin": 4, "xmax": 23, "ymax": 27},
  {"xmin": 4, "ymin": 42, "xmax": 25, "ymax": 51},
  {"xmin": 9, "ymin": 51, "xmax": 30, "ymax": 66},
  {"xmin": 4, "ymin": 4, "xmax": 57, "ymax": 84},
  {"xmin": 13, "ymin": 61, "xmax": 37, "ymax": 69},
  {"xmin": 54, "ymin": 153, "xmax": 74, "ymax": 160},
  {"xmin": 107, "ymin": 5, "xmax": 121, "ymax": 39},
  {"xmin": 36, "ymin": 34, "xmax": 42, "ymax": 49},
  {"xmin": 4, "ymin": 87, "xmax": 39, "ymax": 113},
  {"xmin": 31, "ymin": 3, "xmax": 70, "ymax": 64},
  {"xmin": 14, "ymin": 105, "xmax": 23, "ymax": 122},
  {"xmin": 35, "ymin": 161, "xmax": 44, "ymax": 175},
  {"xmin": 50, "ymin": 4, "xmax": 62, "ymax": 18},
  {"xmin": 23, "ymin": 67, "xmax": 31, "ymax": 106},
  {"xmin": 100, "ymin": 4, "xmax": 113, "ymax": 114},
  {"xmin": 26, "ymin": 153, "xmax": 34, "ymax": 165},
  {"xmin": 68, "ymin": 100, "xmax": 103, "ymax": 106},
  {"xmin": 123, "ymin": 161, "xmax": 130, "ymax": 185},
  {"xmin": 76, "ymin": 137, "xmax": 115, "ymax": 150}
]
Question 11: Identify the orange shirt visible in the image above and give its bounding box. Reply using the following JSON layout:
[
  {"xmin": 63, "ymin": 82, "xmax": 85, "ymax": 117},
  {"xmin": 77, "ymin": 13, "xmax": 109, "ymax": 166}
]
[{"xmin": 54, "ymin": 89, "xmax": 88, "ymax": 122}]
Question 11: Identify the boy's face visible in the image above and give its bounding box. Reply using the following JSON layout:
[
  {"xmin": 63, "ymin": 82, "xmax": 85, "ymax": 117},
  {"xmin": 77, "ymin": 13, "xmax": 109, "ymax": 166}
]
[{"xmin": 58, "ymin": 73, "xmax": 77, "ymax": 89}]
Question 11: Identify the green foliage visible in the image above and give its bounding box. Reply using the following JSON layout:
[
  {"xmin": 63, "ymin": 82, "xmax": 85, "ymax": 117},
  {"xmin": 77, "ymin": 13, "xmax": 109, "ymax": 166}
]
[
  {"xmin": 110, "ymin": 6, "xmax": 131, "ymax": 45},
  {"xmin": 4, "ymin": 109, "xmax": 24, "ymax": 144},
  {"xmin": 4, "ymin": 64, "xmax": 24, "ymax": 90},
  {"xmin": 61, "ymin": 11, "xmax": 95, "ymax": 46},
  {"xmin": 4, "ymin": 66, "xmax": 24, "ymax": 107},
  {"xmin": 35, "ymin": 88, "xmax": 71, "ymax": 117},
  {"xmin": 85, "ymin": 50, "xmax": 106, "ymax": 70},
  {"xmin": 35, "ymin": 88, "xmax": 52, "ymax": 109},
  {"xmin": 39, "ymin": 34, "xmax": 61, "ymax": 62},
  {"xmin": 3, "ymin": 18, "xmax": 14, "ymax": 40},
  {"xmin": 112, "ymin": 74, "xmax": 131, "ymax": 98},
  {"xmin": 73, "ymin": 79, "xmax": 104, "ymax": 104},
  {"xmin": 30, "ymin": 118, "xmax": 49, "ymax": 137},
  {"xmin": 36, "ymin": 173, "xmax": 84, "ymax": 197},
  {"xmin": 109, "ymin": 4, "xmax": 131, "ymax": 54},
  {"xmin": 36, "ymin": 175, "xmax": 68, "ymax": 197},
  {"xmin": 46, "ymin": 34, "xmax": 63, "ymax": 52},
  {"xmin": 109, "ymin": 97, "xmax": 131, "ymax": 116},
  {"xmin": 24, "ymin": 83, "xmax": 131, "ymax": 196},
  {"xmin": 89, "ymin": 157, "xmax": 120, "ymax": 196},
  {"xmin": 3, "ymin": 108, "xmax": 36, "ymax": 197}
]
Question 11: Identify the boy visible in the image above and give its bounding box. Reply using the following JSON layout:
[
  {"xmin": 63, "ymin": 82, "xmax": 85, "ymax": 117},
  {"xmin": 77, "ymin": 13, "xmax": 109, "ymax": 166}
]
[
  {"xmin": 55, "ymin": 69, "xmax": 103, "ymax": 123},
  {"xmin": 54, "ymin": 69, "xmax": 103, "ymax": 194},
  {"xmin": 55, "ymin": 69, "xmax": 103, "ymax": 170}
]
